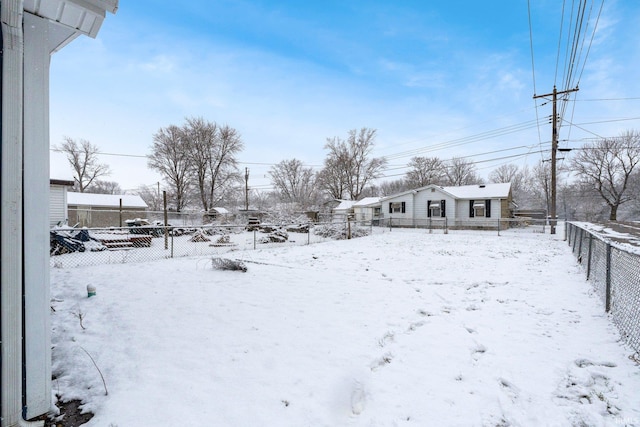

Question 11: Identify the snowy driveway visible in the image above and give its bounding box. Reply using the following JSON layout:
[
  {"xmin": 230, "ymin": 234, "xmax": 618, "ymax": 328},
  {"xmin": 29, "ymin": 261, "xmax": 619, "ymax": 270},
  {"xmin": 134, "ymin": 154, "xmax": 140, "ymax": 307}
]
[{"xmin": 50, "ymin": 228, "xmax": 640, "ymax": 426}]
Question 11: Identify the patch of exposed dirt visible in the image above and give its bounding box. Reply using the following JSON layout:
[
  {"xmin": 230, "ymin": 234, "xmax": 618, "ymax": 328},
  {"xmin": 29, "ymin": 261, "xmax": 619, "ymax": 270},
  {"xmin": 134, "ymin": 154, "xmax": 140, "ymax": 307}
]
[{"xmin": 29, "ymin": 400, "xmax": 93, "ymax": 427}]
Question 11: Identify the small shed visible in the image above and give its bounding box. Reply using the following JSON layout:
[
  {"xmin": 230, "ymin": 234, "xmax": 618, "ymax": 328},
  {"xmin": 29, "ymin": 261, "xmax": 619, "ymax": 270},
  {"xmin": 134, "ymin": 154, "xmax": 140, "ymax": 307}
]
[
  {"xmin": 67, "ymin": 192, "xmax": 148, "ymax": 227},
  {"xmin": 203, "ymin": 207, "xmax": 230, "ymax": 223},
  {"xmin": 49, "ymin": 179, "xmax": 75, "ymax": 227}
]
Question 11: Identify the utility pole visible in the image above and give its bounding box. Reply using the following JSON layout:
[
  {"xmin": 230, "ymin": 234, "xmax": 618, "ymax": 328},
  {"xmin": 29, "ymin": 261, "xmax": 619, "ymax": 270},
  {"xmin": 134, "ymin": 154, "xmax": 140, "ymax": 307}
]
[
  {"xmin": 244, "ymin": 167, "xmax": 250, "ymax": 211},
  {"xmin": 533, "ymin": 85, "xmax": 578, "ymax": 234}
]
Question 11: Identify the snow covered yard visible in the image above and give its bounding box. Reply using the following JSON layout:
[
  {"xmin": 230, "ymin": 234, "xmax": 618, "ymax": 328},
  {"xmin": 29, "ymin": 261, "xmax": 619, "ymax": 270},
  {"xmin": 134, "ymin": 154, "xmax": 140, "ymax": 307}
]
[{"xmin": 49, "ymin": 228, "xmax": 640, "ymax": 426}]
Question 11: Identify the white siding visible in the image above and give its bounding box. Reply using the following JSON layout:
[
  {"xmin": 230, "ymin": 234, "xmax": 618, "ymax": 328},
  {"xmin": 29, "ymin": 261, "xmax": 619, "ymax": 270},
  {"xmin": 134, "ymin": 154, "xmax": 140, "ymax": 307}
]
[{"xmin": 49, "ymin": 184, "xmax": 67, "ymax": 226}]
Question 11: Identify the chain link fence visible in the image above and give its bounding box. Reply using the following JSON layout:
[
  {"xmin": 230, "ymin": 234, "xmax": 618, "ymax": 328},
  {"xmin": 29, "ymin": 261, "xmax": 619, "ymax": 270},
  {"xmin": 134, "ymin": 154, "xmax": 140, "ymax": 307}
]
[
  {"xmin": 51, "ymin": 216, "xmax": 556, "ymax": 269},
  {"xmin": 567, "ymin": 222, "xmax": 640, "ymax": 354},
  {"xmin": 49, "ymin": 220, "xmax": 377, "ymax": 269},
  {"xmin": 379, "ymin": 217, "xmax": 550, "ymax": 234}
]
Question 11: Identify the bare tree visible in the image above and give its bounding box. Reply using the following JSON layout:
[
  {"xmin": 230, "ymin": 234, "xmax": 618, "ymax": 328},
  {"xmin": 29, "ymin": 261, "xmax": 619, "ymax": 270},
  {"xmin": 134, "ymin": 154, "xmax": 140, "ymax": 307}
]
[
  {"xmin": 85, "ymin": 180, "xmax": 122, "ymax": 195},
  {"xmin": 134, "ymin": 184, "xmax": 163, "ymax": 212},
  {"xmin": 183, "ymin": 117, "xmax": 244, "ymax": 212},
  {"xmin": 621, "ymin": 170, "xmax": 640, "ymax": 219},
  {"xmin": 148, "ymin": 125, "xmax": 191, "ymax": 212},
  {"xmin": 570, "ymin": 130, "xmax": 640, "ymax": 220},
  {"xmin": 317, "ymin": 157, "xmax": 348, "ymax": 200},
  {"xmin": 320, "ymin": 128, "xmax": 387, "ymax": 200},
  {"xmin": 269, "ymin": 159, "xmax": 317, "ymax": 209},
  {"xmin": 530, "ymin": 160, "xmax": 551, "ymax": 212},
  {"xmin": 444, "ymin": 157, "xmax": 482, "ymax": 186},
  {"xmin": 405, "ymin": 156, "xmax": 446, "ymax": 188},
  {"xmin": 377, "ymin": 178, "xmax": 410, "ymax": 196},
  {"xmin": 488, "ymin": 164, "xmax": 529, "ymax": 206},
  {"xmin": 56, "ymin": 137, "xmax": 110, "ymax": 192}
]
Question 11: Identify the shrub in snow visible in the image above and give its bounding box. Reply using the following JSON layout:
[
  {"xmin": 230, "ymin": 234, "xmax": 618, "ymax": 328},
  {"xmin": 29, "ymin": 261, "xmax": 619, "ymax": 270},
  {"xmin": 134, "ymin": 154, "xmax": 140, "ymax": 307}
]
[{"xmin": 313, "ymin": 223, "xmax": 370, "ymax": 240}]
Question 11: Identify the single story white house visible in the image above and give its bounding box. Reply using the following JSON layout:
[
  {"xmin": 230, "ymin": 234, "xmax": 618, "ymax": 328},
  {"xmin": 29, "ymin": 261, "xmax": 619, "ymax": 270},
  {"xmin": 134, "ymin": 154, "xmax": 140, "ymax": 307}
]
[
  {"xmin": 67, "ymin": 192, "xmax": 148, "ymax": 227},
  {"xmin": 380, "ymin": 183, "xmax": 514, "ymax": 229}
]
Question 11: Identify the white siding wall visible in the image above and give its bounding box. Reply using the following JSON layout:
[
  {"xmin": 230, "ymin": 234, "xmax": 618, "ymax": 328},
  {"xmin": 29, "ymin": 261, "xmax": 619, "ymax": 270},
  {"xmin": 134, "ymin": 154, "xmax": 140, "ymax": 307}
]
[
  {"xmin": 453, "ymin": 198, "xmax": 504, "ymax": 229},
  {"xmin": 49, "ymin": 184, "xmax": 67, "ymax": 226},
  {"xmin": 383, "ymin": 194, "xmax": 413, "ymax": 219},
  {"xmin": 416, "ymin": 188, "xmax": 455, "ymax": 219}
]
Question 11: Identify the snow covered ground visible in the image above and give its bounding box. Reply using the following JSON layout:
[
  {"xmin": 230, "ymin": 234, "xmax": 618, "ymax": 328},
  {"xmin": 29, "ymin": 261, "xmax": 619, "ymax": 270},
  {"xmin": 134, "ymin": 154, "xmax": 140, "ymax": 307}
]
[{"xmin": 49, "ymin": 226, "xmax": 640, "ymax": 426}]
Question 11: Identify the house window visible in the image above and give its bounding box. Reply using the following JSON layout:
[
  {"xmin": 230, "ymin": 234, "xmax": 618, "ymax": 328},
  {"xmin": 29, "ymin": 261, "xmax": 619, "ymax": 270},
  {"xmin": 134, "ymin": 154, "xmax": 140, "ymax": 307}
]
[
  {"xmin": 389, "ymin": 202, "xmax": 406, "ymax": 214},
  {"xmin": 428, "ymin": 200, "xmax": 446, "ymax": 218},
  {"xmin": 469, "ymin": 200, "xmax": 491, "ymax": 218},
  {"xmin": 473, "ymin": 202, "xmax": 485, "ymax": 217}
]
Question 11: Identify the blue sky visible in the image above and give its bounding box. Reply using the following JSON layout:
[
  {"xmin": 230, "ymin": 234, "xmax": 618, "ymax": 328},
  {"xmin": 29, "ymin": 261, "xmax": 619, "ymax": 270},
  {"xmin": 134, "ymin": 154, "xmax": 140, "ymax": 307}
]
[{"xmin": 49, "ymin": 0, "xmax": 640, "ymax": 193}]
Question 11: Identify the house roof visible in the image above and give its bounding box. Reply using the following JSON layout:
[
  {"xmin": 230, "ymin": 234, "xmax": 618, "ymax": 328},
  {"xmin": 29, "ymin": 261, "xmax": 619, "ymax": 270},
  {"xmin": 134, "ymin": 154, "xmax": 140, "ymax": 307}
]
[
  {"xmin": 23, "ymin": 0, "xmax": 118, "ymax": 39},
  {"xmin": 211, "ymin": 207, "xmax": 230, "ymax": 214},
  {"xmin": 334, "ymin": 200, "xmax": 356, "ymax": 211},
  {"xmin": 50, "ymin": 179, "xmax": 75, "ymax": 187},
  {"xmin": 381, "ymin": 183, "xmax": 512, "ymax": 201},
  {"xmin": 444, "ymin": 183, "xmax": 512, "ymax": 199},
  {"xmin": 353, "ymin": 197, "xmax": 381, "ymax": 207},
  {"xmin": 67, "ymin": 192, "xmax": 147, "ymax": 208}
]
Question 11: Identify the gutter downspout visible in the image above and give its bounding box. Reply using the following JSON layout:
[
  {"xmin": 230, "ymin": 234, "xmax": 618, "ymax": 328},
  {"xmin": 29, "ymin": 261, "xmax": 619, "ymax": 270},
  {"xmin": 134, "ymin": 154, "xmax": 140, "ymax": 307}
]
[{"xmin": 1, "ymin": 1, "xmax": 43, "ymax": 425}]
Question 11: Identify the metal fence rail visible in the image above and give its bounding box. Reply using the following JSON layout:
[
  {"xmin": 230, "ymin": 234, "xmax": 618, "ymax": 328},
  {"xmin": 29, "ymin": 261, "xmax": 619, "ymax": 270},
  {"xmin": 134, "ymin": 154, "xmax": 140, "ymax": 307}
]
[{"xmin": 567, "ymin": 222, "xmax": 640, "ymax": 353}]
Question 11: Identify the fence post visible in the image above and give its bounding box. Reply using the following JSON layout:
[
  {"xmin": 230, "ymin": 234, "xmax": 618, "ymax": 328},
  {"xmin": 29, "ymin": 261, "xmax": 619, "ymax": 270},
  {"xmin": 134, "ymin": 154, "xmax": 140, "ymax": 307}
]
[
  {"xmin": 497, "ymin": 218, "xmax": 500, "ymax": 236},
  {"xmin": 307, "ymin": 223, "xmax": 310, "ymax": 245},
  {"xmin": 171, "ymin": 232, "xmax": 174, "ymax": 258},
  {"xmin": 444, "ymin": 217, "xmax": 448, "ymax": 234},
  {"xmin": 389, "ymin": 217, "xmax": 392, "ymax": 232},
  {"xmin": 253, "ymin": 230, "xmax": 256, "ymax": 250},
  {"xmin": 163, "ymin": 191, "xmax": 168, "ymax": 250},
  {"xmin": 586, "ymin": 234, "xmax": 593, "ymax": 280},
  {"xmin": 605, "ymin": 243, "xmax": 612, "ymax": 312},
  {"xmin": 577, "ymin": 228, "xmax": 583, "ymax": 256}
]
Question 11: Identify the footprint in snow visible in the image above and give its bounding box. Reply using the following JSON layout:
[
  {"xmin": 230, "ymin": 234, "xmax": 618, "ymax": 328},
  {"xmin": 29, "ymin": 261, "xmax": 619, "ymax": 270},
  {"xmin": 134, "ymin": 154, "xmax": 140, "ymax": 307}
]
[
  {"xmin": 350, "ymin": 382, "xmax": 367, "ymax": 415},
  {"xmin": 370, "ymin": 352, "xmax": 393, "ymax": 371},
  {"xmin": 471, "ymin": 344, "xmax": 487, "ymax": 364},
  {"xmin": 574, "ymin": 358, "xmax": 617, "ymax": 368},
  {"xmin": 498, "ymin": 377, "xmax": 520, "ymax": 402}
]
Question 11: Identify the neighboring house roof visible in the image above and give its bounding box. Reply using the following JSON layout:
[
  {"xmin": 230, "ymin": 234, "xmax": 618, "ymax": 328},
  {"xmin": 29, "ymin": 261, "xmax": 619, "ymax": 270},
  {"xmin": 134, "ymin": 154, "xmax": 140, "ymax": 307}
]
[
  {"xmin": 67, "ymin": 192, "xmax": 148, "ymax": 208},
  {"xmin": 334, "ymin": 200, "xmax": 356, "ymax": 211},
  {"xmin": 353, "ymin": 197, "xmax": 381, "ymax": 207},
  {"xmin": 381, "ymin": 183, "xmax": 512, "ymax": 202},
  {"xmin": 211, "ymin": 207, "xmax": 229, "ymax": 214},
  {"xmin": 50, "ymin": 179, "xmax": 75, "ymax": 186}
]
